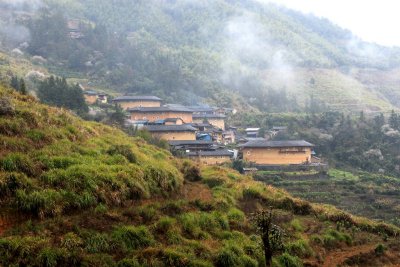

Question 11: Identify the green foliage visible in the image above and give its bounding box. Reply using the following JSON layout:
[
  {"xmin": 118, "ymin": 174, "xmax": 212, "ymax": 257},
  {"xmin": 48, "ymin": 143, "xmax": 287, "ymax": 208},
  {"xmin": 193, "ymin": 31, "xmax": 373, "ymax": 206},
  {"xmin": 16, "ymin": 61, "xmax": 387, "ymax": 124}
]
[
  {"xmin": 285, "ymin": 239, "xmax": 313, "ymax": 258},
  {"xmin": 37, "ymin": 76, "xmax": 88, "ymax": 113},
  {"xmin": 117, "ymin": 258, "xmax": 141, "ymax": 267},
  {"xmin": 375, "ymin": 244, "xmax": 386, "ymax": 255},
  {"xmin": 274, "ymin": 252, "xmax": 303, "ymax": 267},
  {"xmin": 106, "ymin": 145, "xmax": 137, "ymax": 163},
  {"xmin": 112, "ymin": 225, "xmax": 154, "ymax": 251}
]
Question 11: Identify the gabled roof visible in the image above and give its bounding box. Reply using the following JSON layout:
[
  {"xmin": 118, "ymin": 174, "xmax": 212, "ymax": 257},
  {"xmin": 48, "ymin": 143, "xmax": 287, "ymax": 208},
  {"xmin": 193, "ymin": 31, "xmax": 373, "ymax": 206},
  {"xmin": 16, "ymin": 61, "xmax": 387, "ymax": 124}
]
[
  {"xmin": 145, "ymin": 125, "xmax": 197, "ymax": 132},
  {"xmin": 187, "ymin": 149, "xmax": 233, "ymax": 157},
  {"xmin": 193, "ymin": 114, "xmax": 226, "ymax": 119},
  {"xmin": 127, "ymin": 106, "xmax": 193, "ymax": 113},
  {"xmin": 240, "ymin": 140, "xmax": 314, "ymax": 148},
  {"xmin": 112, "ymin": 96, "xmax": 162, "ymax": 102},
  {"xmin": 245, "ymin": 128, "xmax": 260, "ymax": 132},
  {"xmin": 168, "ymin": 140, "xmax": 214, "ymax": 146},
  {"xmin": 83, "ymin": 90, "xmax": 98, "ymax": 95}
]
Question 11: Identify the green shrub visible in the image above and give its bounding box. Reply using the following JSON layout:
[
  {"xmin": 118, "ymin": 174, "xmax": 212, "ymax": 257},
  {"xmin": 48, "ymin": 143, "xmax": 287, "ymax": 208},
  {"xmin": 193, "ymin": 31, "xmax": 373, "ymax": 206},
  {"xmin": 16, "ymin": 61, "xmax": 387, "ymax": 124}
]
[
  {"xmin": 61, "ymin": 232, "xmax": 83, "ymax": 250},
  {"xmin": 285, "ymin": 239, "xmax": 313, "ymax": 257},
  {"xmin": 95, "ymin": 203, "xmax": 108, "ymax": 214},
  {"xmin": 179, "ymin": 213, "xmax": 201, "ymax": 238},
  {"xmin": 188, "ymin": 259, "xmax": 214, "ymax": 267},
  {"xmin": 84, "ymin": 233, "xmax": 110, "ymax": 253},
  {"xmin": 26, "ymin": 129, "xmax": 47, "ymax": 142},
  {"xmin": 375, "ymin": 244, "xmax": 386, "ymax": 255},
  {"xmin": 15, "ymin": 189, "xmax": 63, "ymax": 217},
  {"xmin": 242, "ymin": 187, "xmax": 261, "ymax": 199},
  {"xmin": 203, "ymin": 177, "xmax": 224, "ymax": 188},
  {"xmin": 289, "ymin": 219, "xmax": 304, "ymax": 232},
  {"xmin": 215, "ymin": 249, "xmax": 239, "ymax": 267},
  {"xmin": 117, "ymin": 258, "xmax": 141, "ymax": 267},
  {"xmin": 0, "ymin": 153, "xmax": 36, "ymax": 176},
  {"xmin": 37, "ymin": 247, "xmax": 62, "ymax": 267},
  {"xmin": 112, "ymin": 225, "xmax": 154, "ymax": 251},
  {"xmin": 155, "ymin": 216, "xmax": 176, "ymax": 234},
  {"xmin": 227, "ymin": 208, "xmax": 245, "ymax": 224},
  {"xmin": 0, "ymin": 172, "xmax": 32, "ymax": 197},
  {"xmin": 239, "ymin": 255, "xmax": 258, "ymax": 267},
  {"xmin": 162, "ymin": 248, "xmax": 190, "ymax": 266},
  {"xmin": 166, "ymin": 229, "xmax": 183, "ymax": 244},
  {"xmin": 181, "ymin": 161, "xmax": 202, "ymax": 182},
  {"xmin": 107, "ymin": 145, "xmax": 137, "ymax": 163},
  {"xmin": 139, "ymin": 206, "xmax": 158, "ymax": 223},
  {"xmin": 275, "ymin": 252, "xmax": 303, "ymax": 267}
]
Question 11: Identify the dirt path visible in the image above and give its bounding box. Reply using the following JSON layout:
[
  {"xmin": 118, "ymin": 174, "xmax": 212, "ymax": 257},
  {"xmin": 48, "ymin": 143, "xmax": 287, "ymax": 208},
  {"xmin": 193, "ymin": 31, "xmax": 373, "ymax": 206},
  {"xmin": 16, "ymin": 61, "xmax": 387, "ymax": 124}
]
[{"xmin": 322, "ymin": 244, "xmax": 376, "ymax": 267}]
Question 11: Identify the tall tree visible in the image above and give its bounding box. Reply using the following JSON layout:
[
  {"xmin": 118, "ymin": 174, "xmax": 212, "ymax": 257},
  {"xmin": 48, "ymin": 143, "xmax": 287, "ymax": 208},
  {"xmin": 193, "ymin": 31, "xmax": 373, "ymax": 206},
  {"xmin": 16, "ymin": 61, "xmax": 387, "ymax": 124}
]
[{"xmin": 19, "ymin": 78, "xmax": 27, "ymax": 95}]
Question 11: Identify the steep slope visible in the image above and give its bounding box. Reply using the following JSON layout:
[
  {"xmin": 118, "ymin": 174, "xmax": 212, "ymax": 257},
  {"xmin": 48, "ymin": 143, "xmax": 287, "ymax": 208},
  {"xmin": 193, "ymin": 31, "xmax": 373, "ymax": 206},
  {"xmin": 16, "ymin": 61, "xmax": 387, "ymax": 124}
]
[{"xmin": 1, "ymin": 86, "xmax": 400, "ymax": 266}]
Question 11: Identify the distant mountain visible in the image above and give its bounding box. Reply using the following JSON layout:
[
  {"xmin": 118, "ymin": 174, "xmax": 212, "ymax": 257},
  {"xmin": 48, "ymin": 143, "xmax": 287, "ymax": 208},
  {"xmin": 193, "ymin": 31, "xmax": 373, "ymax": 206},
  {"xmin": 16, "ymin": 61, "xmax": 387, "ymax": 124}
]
[{"xmin": 2, "ymin": 0, "xmax": 400, "ymax": 112}]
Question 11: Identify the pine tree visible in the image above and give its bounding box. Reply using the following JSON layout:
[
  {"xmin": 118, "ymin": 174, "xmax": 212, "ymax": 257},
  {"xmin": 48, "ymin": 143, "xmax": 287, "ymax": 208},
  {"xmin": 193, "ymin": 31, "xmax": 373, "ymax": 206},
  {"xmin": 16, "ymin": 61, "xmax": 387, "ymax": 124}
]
[
  {"xmin": 389, "ymin": 110, "xmax": 398, "ymax": 130},
  {"xmin": 10, "ymin": 75, "xmax": 19, "ymax": 91},
  {"xmin": 19, "ymin": 78, "xmax": 27, "ymax": 95}
]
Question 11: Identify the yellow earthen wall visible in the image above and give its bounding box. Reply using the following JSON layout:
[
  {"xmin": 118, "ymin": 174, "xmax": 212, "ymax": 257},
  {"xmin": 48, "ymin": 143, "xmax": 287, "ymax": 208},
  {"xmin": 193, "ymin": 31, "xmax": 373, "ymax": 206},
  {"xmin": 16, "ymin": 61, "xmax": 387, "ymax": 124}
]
[
  {"xmin": 193, "ymin": 118, "xmax": 225, "ymax": 130},
  {"xmin": 118, "ymin": 100, "xmax": 161, "ymax": 110},
  {"xmin": 243, "ymin": 147, "xmax": 312, "ymax": 165},
  {"xmin": 151, "ymin": 131, "xmax": 196, "ymax": 141},
  {"xmin": 130, "ymin": 112, "xmax": 193, "ymax": 123},
  {"xmin": 84, "ymin": 95, "xmax": 98, "ymax": 105},
  {"xmin": 190, "ymin": 155, "xmax": 231, "ymax": 165}
]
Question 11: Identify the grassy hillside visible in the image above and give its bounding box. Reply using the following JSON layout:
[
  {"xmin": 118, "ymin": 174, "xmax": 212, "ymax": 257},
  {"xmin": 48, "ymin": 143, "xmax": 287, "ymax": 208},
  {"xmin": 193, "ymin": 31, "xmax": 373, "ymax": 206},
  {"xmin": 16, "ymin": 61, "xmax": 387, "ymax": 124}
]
[{"xmin": 1, "ymin": 86, "xmax": 400, "ymax": 266}]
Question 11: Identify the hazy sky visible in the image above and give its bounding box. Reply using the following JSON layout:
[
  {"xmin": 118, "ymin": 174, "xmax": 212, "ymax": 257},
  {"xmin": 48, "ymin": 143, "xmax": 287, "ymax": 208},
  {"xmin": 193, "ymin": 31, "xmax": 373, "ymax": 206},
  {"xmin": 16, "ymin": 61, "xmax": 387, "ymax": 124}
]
[{"xmin": 260, "ymin": 0, "xmax": 399, "ymax": 47}]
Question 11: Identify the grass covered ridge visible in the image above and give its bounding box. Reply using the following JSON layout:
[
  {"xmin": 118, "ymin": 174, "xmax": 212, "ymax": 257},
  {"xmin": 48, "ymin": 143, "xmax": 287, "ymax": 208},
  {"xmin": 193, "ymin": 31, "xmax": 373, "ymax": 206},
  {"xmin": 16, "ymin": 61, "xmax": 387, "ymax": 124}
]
[
  {"xmin": 1, "ymin": 86, "xmax": 400, "ymax": 266},
  {"xmin": 0, "ymin": 86, "xmax": 183, "ymax": 218}
]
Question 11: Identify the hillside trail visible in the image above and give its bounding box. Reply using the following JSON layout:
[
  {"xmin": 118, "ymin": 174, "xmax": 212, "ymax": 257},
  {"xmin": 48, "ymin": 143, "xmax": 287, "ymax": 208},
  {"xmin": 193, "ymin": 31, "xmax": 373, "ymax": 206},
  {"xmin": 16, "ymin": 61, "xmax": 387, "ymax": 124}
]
[{"xmin": 322, "ymin": 244, "xmax": 376, "ymax": 267}]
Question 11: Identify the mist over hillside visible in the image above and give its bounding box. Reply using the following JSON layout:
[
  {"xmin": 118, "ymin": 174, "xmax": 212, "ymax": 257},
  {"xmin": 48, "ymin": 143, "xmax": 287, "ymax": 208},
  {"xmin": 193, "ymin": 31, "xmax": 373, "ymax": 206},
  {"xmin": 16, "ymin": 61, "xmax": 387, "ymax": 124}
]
[{"xmin": 2, "ymin": 0, "xmax": 400, "ymax": 111}]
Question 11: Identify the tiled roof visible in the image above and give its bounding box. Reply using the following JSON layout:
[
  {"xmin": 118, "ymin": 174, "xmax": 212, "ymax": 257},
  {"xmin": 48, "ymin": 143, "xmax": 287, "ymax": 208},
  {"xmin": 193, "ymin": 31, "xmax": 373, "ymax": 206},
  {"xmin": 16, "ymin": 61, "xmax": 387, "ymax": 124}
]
[
  {"xmin": 112, "ymin": 96, "xmax": 162, "ymax": 102},
  {"xmin": 168, "ymin": 140, "xmax": 214, "ymax": 146},
  {"xmin": 240, "ymin": 140, "xmax": 314, "ymax": 148},
  {"xmin": 187, "ymin": 149, "xmax": 233, "ymax": 157},
  {"xmin": 193, "ymin": 114, "xmax": 226, "ymax": 119},
  {"xmin": 127, "ymin": 106, "xmax": 193, "ymax": 113},
  {"xmin": 145, "ymin": 125, "xmax": 197, "ymax": 132}
]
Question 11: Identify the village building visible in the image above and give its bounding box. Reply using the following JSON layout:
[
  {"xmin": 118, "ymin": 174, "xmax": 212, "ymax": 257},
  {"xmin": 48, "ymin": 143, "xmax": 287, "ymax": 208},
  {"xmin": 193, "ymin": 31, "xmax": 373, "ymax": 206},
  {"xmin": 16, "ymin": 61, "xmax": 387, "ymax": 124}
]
[
  {"xmin": 83, "ymin": 90, "xmax": 98, "ymax": 105},
  {"xmin": 168, "ymin": 140, "xmax": 215, "ymax": 152},
  {"xmin": 128, "ymin": 107, "xmax": 193, "ymax": 123},
  {"xmin": 222, "ymin": 130, "xmax": 235, "ymax": 144},
  {"xmin": 97, "ymin": 93, "xmax": 108, "ymax": 104},
  {"xmin": 83, "ymin": 90, "xmax": 108, "ymax": 105},
  {"xmin": 187, "ymin": 149, "xmax": 233, "ymax": 165},
  {"xmin": 245, "ymin": 128, "xmax": 260, "ymax": 138},
  {"xmin": 240, "ymin": 140, "xmax": 314, "ymax": 165},
  {"xmin": 112, "ymin": 96, "xmax": 162, "ymax": 110},
  {"xmin": 193, "ymin": 114, "xmax": 226, "ymax": 130},
  {"xmin": 188, "ymin": 106, "xmax": 216, "ymax": 115},
  {"xmin": 145, "ymin": 125, "xmax": 197, "ymax": 141}
]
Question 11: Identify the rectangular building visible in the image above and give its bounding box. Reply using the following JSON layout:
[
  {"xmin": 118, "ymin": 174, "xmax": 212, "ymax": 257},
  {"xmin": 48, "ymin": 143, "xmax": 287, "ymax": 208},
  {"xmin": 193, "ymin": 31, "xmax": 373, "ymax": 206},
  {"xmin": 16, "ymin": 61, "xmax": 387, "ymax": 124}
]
[
  {"xmin": 187, "ymin": 149, "xmax": 233, "ymax": 165},
  {"xmin": 241, "ymin": 140, "xmax": 314, "ymax": 165},
  {"xmin": 128, "ymin": 107, "xmax": 193, "ymax": 123},
  {"xmin": 193, "ymin": 114, "xmax": 226, "ymax": 130},
  {"xmin": 112, "ymin": 96, "xmax": 162, "ymax": 110},
  {"xmin": 145, "ymin": 125, "xmax": 197, "ymax": 141}
]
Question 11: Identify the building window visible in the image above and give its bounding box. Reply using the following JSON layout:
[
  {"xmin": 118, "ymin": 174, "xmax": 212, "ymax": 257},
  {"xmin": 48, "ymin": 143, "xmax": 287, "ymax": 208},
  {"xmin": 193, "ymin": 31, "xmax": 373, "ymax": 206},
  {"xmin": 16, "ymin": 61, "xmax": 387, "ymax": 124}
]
[{"xmin": 247, "ymin": 151, "xmax": 251, "ymax": 155}]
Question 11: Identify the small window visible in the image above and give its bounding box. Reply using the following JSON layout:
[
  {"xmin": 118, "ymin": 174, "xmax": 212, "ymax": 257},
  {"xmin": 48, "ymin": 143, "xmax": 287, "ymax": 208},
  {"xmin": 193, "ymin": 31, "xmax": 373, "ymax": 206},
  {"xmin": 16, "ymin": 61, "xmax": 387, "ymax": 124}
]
[{"xmin": 247, "ymin": 151, "xmax": 251, "ymax": 155}]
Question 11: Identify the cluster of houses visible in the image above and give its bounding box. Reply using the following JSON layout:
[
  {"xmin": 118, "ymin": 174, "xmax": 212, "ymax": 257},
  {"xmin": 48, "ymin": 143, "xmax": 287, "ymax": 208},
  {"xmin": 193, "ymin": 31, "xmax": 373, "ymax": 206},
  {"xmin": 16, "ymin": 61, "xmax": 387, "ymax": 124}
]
[{"xmin": 83, "ymin": 91, "xmax": 318, "ymax": 167}]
